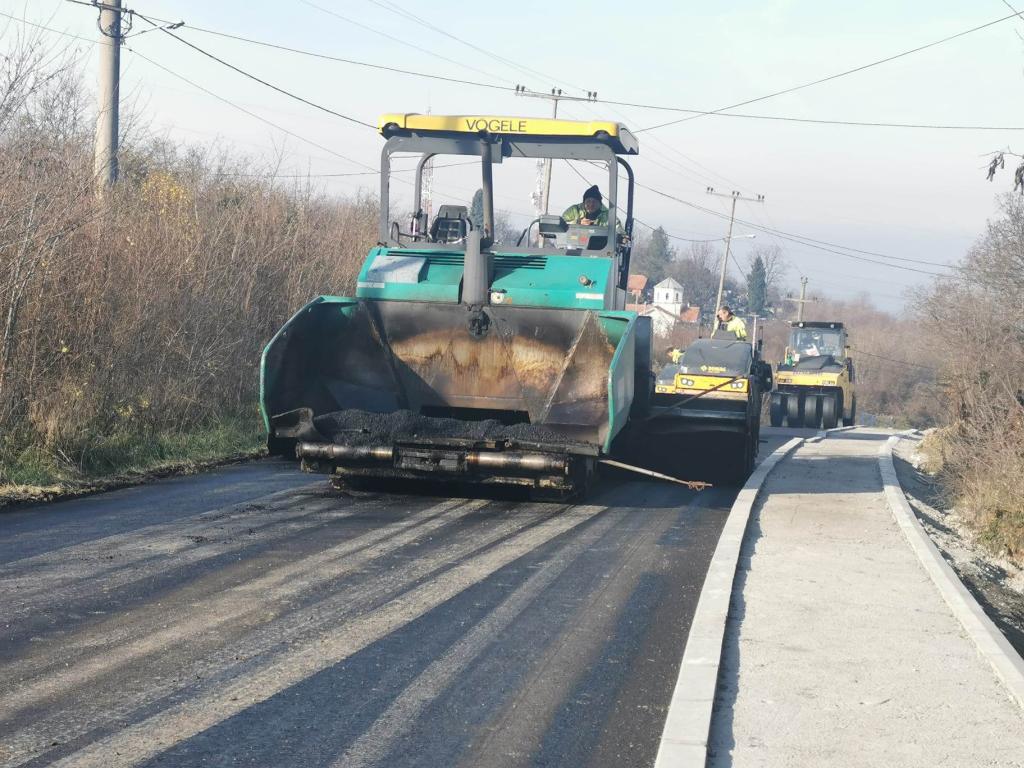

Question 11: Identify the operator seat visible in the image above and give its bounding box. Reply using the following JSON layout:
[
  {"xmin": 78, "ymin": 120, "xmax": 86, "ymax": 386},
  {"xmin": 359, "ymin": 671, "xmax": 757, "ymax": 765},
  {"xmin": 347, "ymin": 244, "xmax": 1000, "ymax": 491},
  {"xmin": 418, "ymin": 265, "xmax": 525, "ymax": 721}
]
[{"xmin": 430, "ymin": 205, "xmax": 470, "ymax": 243}]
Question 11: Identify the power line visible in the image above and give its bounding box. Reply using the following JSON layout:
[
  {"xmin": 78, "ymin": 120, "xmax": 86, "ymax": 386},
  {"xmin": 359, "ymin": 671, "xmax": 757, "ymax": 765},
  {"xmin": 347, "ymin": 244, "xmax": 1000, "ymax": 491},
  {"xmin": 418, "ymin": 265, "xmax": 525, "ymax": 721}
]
[
  {"xmin": 0, "ymin": 10, "xmax": 93, "ymax": 42},
  {"xmin": 363, "ymin": 0, "xmax": 556, "ymax": 88},
  {"xmin": 299, "ymin": 0, "xmax": 512, "ymax": 84},
  {"xmin": 637, "ymin": 11, "xmax": 1022, "ymax": 132},
  {"xmin": 723, "ymin": 217, "xmax": 954, "ymax": 267},
  {"xmin": 6, "ymin": 7, "xmax": 971, "ymax": 279},
  {"xmin": 167, "ymin": 24, "xmax": 511, "ymax": 94},
  {"xmin": 124, "ymin": 46, "xmax": 376, "ymax": 170},
  {"xmin": 632, "ymin": 179, "xmax": 954, "ymax": 276},
  {"xmin": 217, "ymin": 160, "xmax": 478, "ymax": 179},
  {"xmin": 633, "ymin": 218, "xmax": 728, "ymax": 244},
  {"xmin": 133, "ymin": 12, "xmax": 375, "ymax": 130},
  {"xmin": 118, "ymin": 14, "xmax": 1024, "ymax": 132}
]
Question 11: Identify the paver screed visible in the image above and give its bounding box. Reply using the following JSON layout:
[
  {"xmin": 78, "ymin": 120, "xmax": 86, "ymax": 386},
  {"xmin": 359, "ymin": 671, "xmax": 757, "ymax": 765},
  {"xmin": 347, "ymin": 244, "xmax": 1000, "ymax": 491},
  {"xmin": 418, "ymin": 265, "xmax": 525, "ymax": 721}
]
[{"xmin": 708, "ymin": 429, "xmax": 1024, "ymax": 768}]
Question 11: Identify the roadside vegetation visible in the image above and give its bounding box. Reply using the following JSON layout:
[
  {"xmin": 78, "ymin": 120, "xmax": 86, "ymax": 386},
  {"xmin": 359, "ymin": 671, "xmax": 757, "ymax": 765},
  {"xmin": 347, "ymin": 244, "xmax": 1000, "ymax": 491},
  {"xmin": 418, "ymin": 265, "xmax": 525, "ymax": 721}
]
[
  {"xmin": 0, "ymin": 33, "xmax": 377, "ymax": 498},
  {"xmin": 915, "ymin": 194, "xmax": 1024, "ymax": 564}
]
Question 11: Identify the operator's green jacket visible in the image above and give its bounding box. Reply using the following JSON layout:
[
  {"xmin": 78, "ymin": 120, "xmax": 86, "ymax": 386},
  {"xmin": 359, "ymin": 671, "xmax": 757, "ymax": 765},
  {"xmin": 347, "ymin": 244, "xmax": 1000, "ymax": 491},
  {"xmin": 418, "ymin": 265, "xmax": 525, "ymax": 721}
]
[
  {"xmin": 722, "ymin": 315, "xmax": 748, "ymax": 340},
  {"xmin": 562, "ymin": 202, "xmax": 609, "ymax": 226}
]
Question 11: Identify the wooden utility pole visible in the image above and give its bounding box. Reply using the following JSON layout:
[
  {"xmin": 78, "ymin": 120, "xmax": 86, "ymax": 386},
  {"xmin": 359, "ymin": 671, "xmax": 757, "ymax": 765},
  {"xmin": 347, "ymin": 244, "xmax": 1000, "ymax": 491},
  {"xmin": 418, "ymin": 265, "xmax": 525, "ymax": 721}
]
[
  {"xmin": 94, "ymin": 0, "xmax": 122, "ymax": 190},
  {"xmin": 707, "ymin": 187, "xmax": 764, "ymax": 322}
]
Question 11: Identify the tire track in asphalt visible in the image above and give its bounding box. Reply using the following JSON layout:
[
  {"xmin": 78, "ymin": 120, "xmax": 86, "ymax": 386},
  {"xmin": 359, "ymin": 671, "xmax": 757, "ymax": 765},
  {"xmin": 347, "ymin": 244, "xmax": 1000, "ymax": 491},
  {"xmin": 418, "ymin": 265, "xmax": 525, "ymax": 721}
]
[
  {"xmin": 331, "ymin": 502, "xmax": 625, "ymax": 768},
  {"xmin": 2, "ymin": 499, "xmax": 579, "ymax": 766},
  {"xmin": 454, "ymin": 494, "xmax": 681, "ymax": 768},
  {"xmin": 30, "ymin": 503, "xmax": 609, "ymax": 768},
  {"xmin": 0, "ymin": 486, "xmax": 340, "ymax": 610},
  {"xmin": 1, "ymin": 497, "xmax": 479, "ymax": 723}
]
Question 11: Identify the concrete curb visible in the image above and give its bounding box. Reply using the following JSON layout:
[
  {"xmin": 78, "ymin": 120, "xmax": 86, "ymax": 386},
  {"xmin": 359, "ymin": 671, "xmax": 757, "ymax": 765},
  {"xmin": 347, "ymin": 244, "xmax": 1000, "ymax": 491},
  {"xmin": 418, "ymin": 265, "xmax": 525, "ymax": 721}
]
[
  {"xmin": 879, "ymin": 435, "xmax": 1024, "ymax": 711},
  {"xmin": 653, "ymin": 436, "xmax": 804, "ymax": 767}
]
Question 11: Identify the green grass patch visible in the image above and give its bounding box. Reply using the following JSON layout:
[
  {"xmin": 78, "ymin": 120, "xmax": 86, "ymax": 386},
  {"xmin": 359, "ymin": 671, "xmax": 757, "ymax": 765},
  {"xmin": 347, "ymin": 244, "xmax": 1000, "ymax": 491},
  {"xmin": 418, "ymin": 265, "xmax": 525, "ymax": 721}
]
[{"xmin": 0, "ymin": 416, "xmax": 266, "ymax": 501}]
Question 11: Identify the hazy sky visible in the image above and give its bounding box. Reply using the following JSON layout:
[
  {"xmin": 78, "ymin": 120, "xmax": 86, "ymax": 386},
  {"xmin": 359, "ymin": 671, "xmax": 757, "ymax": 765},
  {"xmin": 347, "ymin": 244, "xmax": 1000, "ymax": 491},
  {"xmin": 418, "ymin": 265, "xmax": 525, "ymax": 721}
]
[{"xmin": 6, "ymin": 0, "xmax": 1024, "ymax": 311}]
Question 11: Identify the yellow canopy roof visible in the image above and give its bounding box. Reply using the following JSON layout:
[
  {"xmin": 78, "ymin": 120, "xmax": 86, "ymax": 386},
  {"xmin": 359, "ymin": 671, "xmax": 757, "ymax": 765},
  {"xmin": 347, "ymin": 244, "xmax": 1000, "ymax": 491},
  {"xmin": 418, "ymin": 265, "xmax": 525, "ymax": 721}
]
[{"xmin": 378, "ymin": 114, "xmax": 638, "ymax": 154}]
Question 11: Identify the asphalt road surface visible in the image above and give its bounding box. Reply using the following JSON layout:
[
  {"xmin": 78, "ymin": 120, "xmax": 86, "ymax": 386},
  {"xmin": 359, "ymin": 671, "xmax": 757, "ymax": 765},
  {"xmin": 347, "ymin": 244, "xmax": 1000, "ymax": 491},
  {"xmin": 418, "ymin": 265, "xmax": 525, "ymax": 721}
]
[{"xmin": 1, "ymin": 433, "xmax": 789, "ymax": 768}]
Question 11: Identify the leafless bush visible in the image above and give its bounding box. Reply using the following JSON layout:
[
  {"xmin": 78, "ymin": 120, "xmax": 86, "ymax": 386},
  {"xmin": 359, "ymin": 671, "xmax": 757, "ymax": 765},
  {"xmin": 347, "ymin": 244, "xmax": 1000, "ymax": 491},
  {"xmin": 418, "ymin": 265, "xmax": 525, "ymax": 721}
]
[
  {"xmin": 0, "ymin": 33, "xmax": 378, "ymax": 477},
  {"xmin": 916, "ymin": 193, "xmax": 1024, "ymax": 562}
]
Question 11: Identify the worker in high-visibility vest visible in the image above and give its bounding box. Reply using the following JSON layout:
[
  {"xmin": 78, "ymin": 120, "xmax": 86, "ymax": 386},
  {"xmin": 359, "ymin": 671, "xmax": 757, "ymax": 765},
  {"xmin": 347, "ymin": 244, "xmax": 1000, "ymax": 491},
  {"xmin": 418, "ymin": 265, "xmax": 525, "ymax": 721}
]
[
  {"xmin": 668, "ymin": 347, "xmax": 683, "ymax": 364},
  {"xmin": 716, "ymin": 306, "xmax": 748, "ymax": 340},
  {"xmin": 562, "ymin": 185, "xmax": 608, "ymax": 226}
]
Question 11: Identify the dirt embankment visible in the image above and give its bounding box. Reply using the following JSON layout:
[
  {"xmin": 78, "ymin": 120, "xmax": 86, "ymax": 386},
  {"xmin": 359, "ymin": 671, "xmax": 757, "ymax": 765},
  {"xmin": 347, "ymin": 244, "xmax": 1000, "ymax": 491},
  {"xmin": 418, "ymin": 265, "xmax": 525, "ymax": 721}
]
[{"xmin": 893, "ymin": 436, "xmax": 1024, "ymax": 658}]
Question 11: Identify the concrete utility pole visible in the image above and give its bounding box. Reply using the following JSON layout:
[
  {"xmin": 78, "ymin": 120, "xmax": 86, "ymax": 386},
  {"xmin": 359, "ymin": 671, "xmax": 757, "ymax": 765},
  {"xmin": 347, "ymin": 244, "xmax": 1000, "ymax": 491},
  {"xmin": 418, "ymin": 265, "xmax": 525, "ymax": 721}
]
[
  {"xmin": 94, "ymin": 0, "xmax": 123, "ymax": 190},
  {"xmin": 517, "ymin": 86, "xmax": 597, "ymax": 215},
  {"xmin": 795, "ymin": 276, "xmax": 811, "ymax": 322},
  {"xmin": 707, "ymin": 187, "xmax": 764, "ymax": 323}
]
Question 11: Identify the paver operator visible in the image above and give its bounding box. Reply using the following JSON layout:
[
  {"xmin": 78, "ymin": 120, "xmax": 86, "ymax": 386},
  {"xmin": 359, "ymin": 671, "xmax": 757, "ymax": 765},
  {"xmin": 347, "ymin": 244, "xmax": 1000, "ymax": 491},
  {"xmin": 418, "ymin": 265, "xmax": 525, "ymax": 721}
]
[{"xmin": 562, "ymin": 185, "xmax": 609, "ymax": 226}]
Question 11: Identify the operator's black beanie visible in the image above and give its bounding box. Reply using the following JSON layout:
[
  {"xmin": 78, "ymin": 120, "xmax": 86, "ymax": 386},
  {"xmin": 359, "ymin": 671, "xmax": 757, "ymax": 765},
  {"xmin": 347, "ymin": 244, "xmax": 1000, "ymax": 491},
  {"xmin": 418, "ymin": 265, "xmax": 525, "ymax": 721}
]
[{"xmin": 583, "ymin": 185, "xmax": 601, "ymax": 202}]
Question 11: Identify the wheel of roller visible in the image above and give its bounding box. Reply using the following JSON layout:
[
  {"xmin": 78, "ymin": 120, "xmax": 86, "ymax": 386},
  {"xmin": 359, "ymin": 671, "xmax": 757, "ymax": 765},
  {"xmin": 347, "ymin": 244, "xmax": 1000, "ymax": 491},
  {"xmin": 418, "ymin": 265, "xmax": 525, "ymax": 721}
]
[
  {"xmin": 803, "ymin": 394, "xmax": 821, "ymax": 428},
  {"xmin": 770, "ymin": 392, "xmax": 785, "ymax": 427},
  {"xmin": 785, "ymin": 392, "xmax": 802, "ymax": 427},
  {"xmin": 821, "ymin": 391, "xmax": 841, "ymax": 430},
  {"xmin": 843, "ymin": 394, "xmax": 857, "ymax": 427}
]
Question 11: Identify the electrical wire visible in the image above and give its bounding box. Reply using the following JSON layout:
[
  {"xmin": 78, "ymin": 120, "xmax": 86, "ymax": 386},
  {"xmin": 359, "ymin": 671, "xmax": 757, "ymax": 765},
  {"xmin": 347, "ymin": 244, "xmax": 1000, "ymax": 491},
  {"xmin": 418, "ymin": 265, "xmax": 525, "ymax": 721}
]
[
  {"xmin": 216, "ymin": 160, "xmax": 478, "ymax": 179},
  {"xmin": 299, "ymin": 0, "xmax": 512, "ymax": 84},
  {"xmin": 10, "ymin": 8, "xmax": 970, "ymax": 279},
  {"xmin": 636, "ymin": 11, "xmax": 1023, "ymax": 132},
  {"xmin": 121, "ymin": 13, "xmax": 1024, "ymax": 132},
  {"xmin": 124, "ymin": 46, "xmax": 377, "ymax": 170},
  {"xmin": 581, "ymin": 158, "xmax": 953, "ymax": 275},
  {"xmin": 633, "ymin": 218, "xmax": 727, "ymax": 244},
  {"xmin": 364, "ymin": 0, "xmax": 561, "ymax": 89},
  {"xmin": 133, "ymin": 12, "xmax": 375, "ymax": 130},
  {"xmin": 0, "ymin": 10, "xmax": 93, "ymax": 42},
  {"xmin": 632, "ymin": 180, "xmax": 956, "ymax": 275},
  {"xmin": 156, "ymin": 23, "xmax": 511, "ymax": 93}
]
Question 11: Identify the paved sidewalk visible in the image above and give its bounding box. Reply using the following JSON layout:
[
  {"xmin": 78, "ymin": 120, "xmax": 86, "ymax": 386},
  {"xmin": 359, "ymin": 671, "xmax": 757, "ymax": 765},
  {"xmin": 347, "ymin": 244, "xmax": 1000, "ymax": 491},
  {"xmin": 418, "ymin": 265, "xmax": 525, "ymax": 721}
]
[{"xmin": 708, "ymin": 430, "xmax": 1024, "ymax": 768}]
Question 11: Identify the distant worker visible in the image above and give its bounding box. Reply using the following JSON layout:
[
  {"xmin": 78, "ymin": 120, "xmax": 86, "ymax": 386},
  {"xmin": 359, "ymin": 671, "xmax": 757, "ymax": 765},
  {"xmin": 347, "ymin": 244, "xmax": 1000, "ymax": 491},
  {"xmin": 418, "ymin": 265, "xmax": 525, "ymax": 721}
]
[
  {"xmin": 716, "ymin": 306, "xmax": 748, "ymax": 340},
  {"xmin": 668, "ymin": 347, "xmax": 683, "ymax": 364},
  {"xmin": 562, "ymin": 185, "xmax": 609, "ymax": 226}
]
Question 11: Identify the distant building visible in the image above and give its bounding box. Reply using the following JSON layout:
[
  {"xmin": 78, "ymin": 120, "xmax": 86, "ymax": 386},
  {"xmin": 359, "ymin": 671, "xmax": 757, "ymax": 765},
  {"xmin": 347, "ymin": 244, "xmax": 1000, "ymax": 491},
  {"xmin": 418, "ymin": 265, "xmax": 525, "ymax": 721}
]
[
  {"xmin": 627, "ymin": 296, "xmax": 701, "ymax": 338},
  {"xmin": 652, "ymin": 277, "xmax": 684, "ymax": 316},
  {"xmin": 627, "ymin": 273, "xmax": 649, "ymax": 304}
]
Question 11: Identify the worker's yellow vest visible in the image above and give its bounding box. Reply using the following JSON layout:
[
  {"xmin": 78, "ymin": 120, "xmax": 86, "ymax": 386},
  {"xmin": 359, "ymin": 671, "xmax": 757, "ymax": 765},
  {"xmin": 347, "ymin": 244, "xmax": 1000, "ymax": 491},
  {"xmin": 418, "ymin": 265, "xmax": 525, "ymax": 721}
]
[{"xmin": 724, "ymin": 316, "xmax": 747, "ymax": 339}]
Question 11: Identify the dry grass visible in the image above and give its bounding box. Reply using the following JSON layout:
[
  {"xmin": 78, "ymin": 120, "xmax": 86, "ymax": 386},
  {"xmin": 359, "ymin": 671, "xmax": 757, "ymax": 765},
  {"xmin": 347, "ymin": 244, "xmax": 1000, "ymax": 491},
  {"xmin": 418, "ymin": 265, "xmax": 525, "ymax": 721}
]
[
  {"xmin": 0, "ymin": 31, "xmax": 377, "ymax": 489},
  {"xmin": 914, "ymin": 193, "xmax": 1024, "ymax": 564}
]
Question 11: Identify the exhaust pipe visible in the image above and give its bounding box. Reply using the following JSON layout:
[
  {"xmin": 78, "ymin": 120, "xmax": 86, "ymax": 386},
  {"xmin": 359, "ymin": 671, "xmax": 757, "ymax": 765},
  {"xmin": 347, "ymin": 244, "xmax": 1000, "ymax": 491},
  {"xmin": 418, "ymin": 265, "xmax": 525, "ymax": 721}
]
[{"xmin": 462, "ymin": 228, "xmax": 490, "ymax": 306}]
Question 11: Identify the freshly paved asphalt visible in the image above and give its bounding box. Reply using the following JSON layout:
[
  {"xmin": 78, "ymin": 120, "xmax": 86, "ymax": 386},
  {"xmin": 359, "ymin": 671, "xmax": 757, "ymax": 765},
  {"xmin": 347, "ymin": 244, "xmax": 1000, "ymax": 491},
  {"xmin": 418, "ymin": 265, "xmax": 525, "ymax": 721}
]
[{"xmin": 0, "ymin": 434, "xmax": 789, "ymax": 768}]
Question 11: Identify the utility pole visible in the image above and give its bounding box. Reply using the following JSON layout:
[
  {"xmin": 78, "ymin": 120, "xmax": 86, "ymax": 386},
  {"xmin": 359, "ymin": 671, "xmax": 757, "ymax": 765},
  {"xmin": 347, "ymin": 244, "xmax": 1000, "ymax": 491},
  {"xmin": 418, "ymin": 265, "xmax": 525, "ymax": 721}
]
[
  {"xmin": 94, "ymin": 0, "xmax": 123, "ymax": 191},
  {"xmin": 707, "ymin": 187, "xmax": 764, "ymax": 324},
  {"xmin": 517, "ymin": 86, "xmax": 597, "ymax": 215},
  {"xmin": 791, "ymin": 276, "xmax": 817, "ymax": 322}
]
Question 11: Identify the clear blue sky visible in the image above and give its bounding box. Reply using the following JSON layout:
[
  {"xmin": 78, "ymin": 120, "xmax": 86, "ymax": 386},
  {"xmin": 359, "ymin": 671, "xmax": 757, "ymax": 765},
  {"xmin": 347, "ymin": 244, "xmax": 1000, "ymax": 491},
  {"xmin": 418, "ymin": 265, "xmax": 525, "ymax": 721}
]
[{"xmin": 6, "ymin": 0, "xmax": 1024, "ymax": 310}]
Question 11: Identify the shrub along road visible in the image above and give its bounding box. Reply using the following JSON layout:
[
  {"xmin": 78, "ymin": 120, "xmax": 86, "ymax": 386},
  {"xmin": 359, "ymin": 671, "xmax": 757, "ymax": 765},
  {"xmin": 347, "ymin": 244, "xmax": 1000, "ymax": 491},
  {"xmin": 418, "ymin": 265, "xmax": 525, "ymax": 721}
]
[{"xmin": 0, "ymin": 436, "xmax": 787, "ymax": 768}]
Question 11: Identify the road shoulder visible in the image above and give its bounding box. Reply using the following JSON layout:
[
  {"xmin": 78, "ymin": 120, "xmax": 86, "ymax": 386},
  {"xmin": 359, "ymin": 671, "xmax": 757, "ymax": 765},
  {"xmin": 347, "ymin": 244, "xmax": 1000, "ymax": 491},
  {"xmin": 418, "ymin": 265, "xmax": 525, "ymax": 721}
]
[
  {"xmin": 881, "ymin": 434, "xmax": 1024, "ymax": 709},
  {"xmin": 708, "ymin": 428, "xmax": 1024, "ymax": 768}
]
